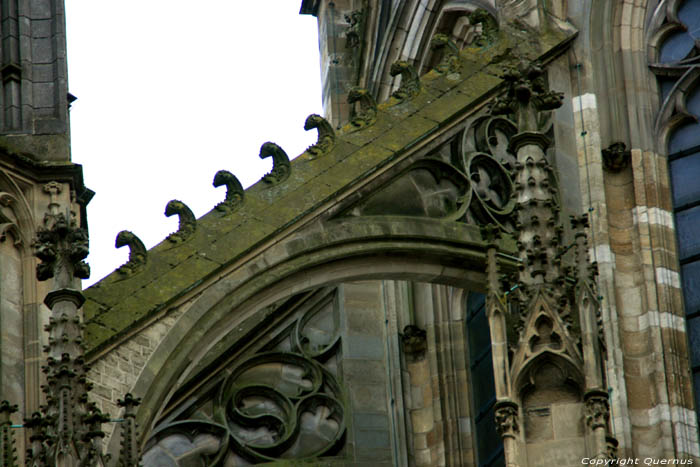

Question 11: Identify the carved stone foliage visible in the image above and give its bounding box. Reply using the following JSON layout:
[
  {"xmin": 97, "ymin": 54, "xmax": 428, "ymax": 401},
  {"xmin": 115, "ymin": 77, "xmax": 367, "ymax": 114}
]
[
  {"xmin": 490, "ymin": 61, "xmax": 563, "ymax": 134},
  {"xmin": 430, "ymin": 34, "xmax": 461, "ymax": 75},
  {"xmin": 347, "ymin": 87, "xmax": 377, "ymax": 129},
  {"xmin": 34, "ymin": 213, "xmax": 90, "ymax": 281},
  {"xmin": 606, "ymin": 436, "xmax": 619, "ymax": 460},
  {"xmin": 494, "ymin": 400, "xmax": 520, "ymax": 438},
  {"xmin": 115, "ymin": 230, "xmax": 147, "ymax": 276},
  {"xmin": 260, "ymin": 142, "xmax": 291, "ymax": 185},
  {"xmin": 304, "ymin": 114, "xmax": 336, "ymax": 158},
  {"xmin": 165, "ymin": 200, "xmax": 196, "ymax": 243},
  {"xmin": 117, "ymin": 394, "xmax": 141, "ymax": 467},
  {"xmin": 390, "ymin": 61, "xmax": 421, "ymax": 101},
  {"xmin": 213, "ymin": 170, "xmax": 244, "ymax": 213},
  {"xmin": 467, "ymin": 9, "xmax": 498, "ymax": 46},
  {"xmin": 584, "ymin": 390, "xmax": 610, "ymax": 430},
  {"xmin": 342, "ymin": 115, "xmax": 517, "ymax": 231},
  {"xmin": 142, "ymin": 289, "xmax": 345, "ymax": 466}
]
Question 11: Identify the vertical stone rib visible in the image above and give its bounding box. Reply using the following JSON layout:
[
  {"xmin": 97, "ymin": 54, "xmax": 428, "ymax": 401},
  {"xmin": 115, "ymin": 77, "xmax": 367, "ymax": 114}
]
[
  {"xmin": 483, "ymin": 225, "xmax": 522, "ymax": 466},
  {"xmin": 1, "ymin": 0, "xmax": 22, "ymax": 129},
  {"xmin": 401, "ymin": 324, "xmax": 435, "ymax": 467}
]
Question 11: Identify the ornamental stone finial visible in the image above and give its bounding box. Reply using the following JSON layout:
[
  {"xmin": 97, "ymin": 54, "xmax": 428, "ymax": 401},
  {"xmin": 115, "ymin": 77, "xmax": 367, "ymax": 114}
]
[
  {"xmin": 260, "ymin": 142, "xmax": 291, "ymax": 185},
  {"xmin": 490, "ymin": 60, "xmax": 563, "ymax": 136},
  {"xmin": 347, "ymin": 87, "xmax": 377, "ymax": 128},
  {"xmin": 430, "ymin": 34, "xmax": 460, "ymax": 75},
  {"xmin": 165, "ymin": 200, "xmax": 196, "ymax": 243},
  {"xmin": 213, "ymin": 170, "xmax": 244, "ymax": 213},
  {"xmin": 390, "ymin": 61, "xmax": 421, "ymax": 101},
  {"xmin": 34, "ymin": 213, "xmax": 90, "ymax": 284},
  {"xmin": 304, "ymin": 114, "xmax": 336, "ymax": 158},
  {"xmin": 116, "ymin": 230, "xmax": 147, "ymax": 275}
]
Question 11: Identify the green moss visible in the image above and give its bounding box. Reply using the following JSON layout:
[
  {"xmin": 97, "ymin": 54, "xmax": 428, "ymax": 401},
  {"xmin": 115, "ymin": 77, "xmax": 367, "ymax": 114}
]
[
  {"xmin": 84, "ymin": 24, "xmax": 575, "ymax": 354},
  {"xmin": 374, "ymin": 115, "xmax": 438, "ymax": 152},
  {"xmin": 337, "ymin": 110, "xmax": 394, "ymax": 148}
]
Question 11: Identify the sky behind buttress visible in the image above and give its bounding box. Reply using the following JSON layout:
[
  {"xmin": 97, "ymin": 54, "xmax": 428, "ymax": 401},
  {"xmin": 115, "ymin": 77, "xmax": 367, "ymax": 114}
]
[{"xmin": 65, "ymin": 2, "xmax": 323, "ymax": 285}]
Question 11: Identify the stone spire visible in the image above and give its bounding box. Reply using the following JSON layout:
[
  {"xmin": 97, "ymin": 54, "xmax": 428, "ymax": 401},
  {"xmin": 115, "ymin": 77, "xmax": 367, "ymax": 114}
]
[
  {"xmin": 0, "ymin": 401, "xmax": 19, "ymax": 467},
  {"xmin": 23, "ymin": 212, "xmax": 110, "ymax": 467},
  {"xmin": 116, "ymin": 394, "xmax": 141, "ymax": 467},
  {"xmin": 484, "ymin": 60, "xmax": 616, "ymax": 464}
]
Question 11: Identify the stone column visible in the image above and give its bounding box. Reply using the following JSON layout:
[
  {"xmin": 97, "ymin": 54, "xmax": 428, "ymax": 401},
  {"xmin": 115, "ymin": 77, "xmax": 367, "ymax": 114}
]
[
  {"xmin": 483, "ymin": 224, "xmax": 522, "ymax": 466},
  {"xmin": 400, "ymin": 325, "xmax": 437, "ymax": 467}
]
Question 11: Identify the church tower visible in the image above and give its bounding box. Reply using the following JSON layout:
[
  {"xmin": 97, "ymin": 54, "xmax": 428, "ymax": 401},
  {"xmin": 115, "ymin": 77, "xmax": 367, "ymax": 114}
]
[{"xmin": 0, "ymin": 1, "xmax": 91, "ymax": 462}]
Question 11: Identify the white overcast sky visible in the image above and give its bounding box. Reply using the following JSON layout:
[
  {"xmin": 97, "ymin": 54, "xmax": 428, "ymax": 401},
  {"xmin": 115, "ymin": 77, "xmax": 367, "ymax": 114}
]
[{"xmin": 65, "ymin": 2, "xmax": 323, "ymax": 285}]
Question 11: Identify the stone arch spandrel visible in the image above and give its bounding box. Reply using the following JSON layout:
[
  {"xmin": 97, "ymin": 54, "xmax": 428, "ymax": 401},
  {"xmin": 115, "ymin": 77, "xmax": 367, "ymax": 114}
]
[{"xmin": 98, "ymin": 217, "xmax": 517, "ymax": 458}]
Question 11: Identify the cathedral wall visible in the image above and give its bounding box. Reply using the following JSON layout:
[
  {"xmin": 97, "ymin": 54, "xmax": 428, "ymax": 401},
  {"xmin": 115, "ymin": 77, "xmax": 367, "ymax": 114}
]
[
  {"xmin": 0, "ymin": 0, "xmax": 72, "ymax": 161},
  {"xmin": 87, "ymin": 303, "xmax": 190, "ymax": 450},
  {"xmin": 567, "ymin": 0, "xmax": 699, "ymax": 460}
]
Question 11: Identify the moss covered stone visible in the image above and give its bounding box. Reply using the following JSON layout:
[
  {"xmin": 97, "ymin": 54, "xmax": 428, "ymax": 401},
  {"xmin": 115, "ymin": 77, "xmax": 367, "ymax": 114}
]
[{"xmin": 83, "ymin": 24, "xmax": 574, "ymax": 356}]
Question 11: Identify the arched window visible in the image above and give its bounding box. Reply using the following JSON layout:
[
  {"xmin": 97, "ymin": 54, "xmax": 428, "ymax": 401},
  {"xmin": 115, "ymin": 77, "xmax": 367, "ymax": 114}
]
[
  {"xmin": 467, "ymin": 292, "xmax": 505, "ymax": 466},
  {"xmin": 667, "ymin": 85, "xmax": 700, "ymax": 423}
]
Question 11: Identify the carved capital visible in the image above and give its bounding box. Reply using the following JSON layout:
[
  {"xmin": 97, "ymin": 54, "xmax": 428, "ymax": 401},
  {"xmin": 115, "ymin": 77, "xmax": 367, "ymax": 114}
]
[
  {"xmin": 494, "ymin": 400, "xmax": 520, "ymax": 438},
  {"xmin": 584, "ymin": 389, "xmax": 610, "ymax": 430}
]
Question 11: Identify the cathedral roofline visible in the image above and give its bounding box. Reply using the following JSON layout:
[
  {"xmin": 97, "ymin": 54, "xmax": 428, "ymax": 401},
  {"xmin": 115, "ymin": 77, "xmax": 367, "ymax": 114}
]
[{"xmin": 82, "ymin": 24, "xmax": 575, "ymax": 364}]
